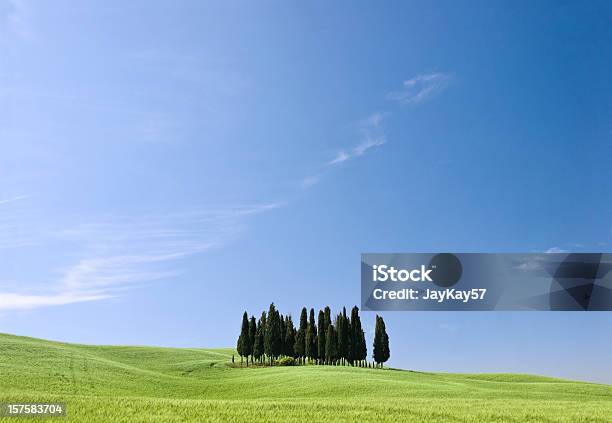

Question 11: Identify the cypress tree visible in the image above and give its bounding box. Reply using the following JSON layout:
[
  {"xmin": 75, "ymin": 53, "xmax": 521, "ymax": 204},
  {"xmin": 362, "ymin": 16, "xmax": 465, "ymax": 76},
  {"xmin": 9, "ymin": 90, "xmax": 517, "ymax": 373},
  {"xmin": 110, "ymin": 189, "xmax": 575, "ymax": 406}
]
[
  {"xmin": 294, "ymin": 331, "xmax": 304, "ymax": 363},
  {"xmin": 336, "ymin": 313, "xmax": 346, "ymax": 365},
  {"xmin": 373, "ymin": 315, "xmax": 382, "ymax": 367},
  {"xmin": 284, "ymin": 315, "xmax": 296, "ymax": 358},
  {"xmin": 338, "ymin": 307, "xmax": 349, "ymax": 365},
  {"xmin": 237, "ymin": 330, "xmax": 243, "ymax": 364},
  {"xmin": 323, "ymin": 306, "xmax": 332, "ymax": 364},
  {"xmin": 359, "ymin": 327, "xmax": 367, "ymax": 365},
  {"xmin": 373, "ymin": 315, "xmax": 390, "ymax": 368},
  {"xmin": 259, "ymin": 311, "xmax": 267, "ymax": 362},
  {"xmin": 253, "ymin": 319, "xmax": 264, "ymax": 364},
  {"xmin": 380, "ymin": 316, "xmax": 390, "ymax": 367},
  {"xmin": 307, "ymin": 308, "xmax": 317, "ymax": 362},
  {"xmin": 325, "ymin": 323, "xmax": 338, "ymax": 365},
  {"xmin": 349, "ymin": 306, "xmax": 360, "ymax": 364},
  {"xmin": 317, "ymin": 310, "xmax": 326, "ymax": 364},
  {"xmin": 263, "ymin": 308, "xmax": 273, "ymax": 362},
  {"xmin": 343, "ymin": 307, "xmax": 350, "ymax": 363},
  {"xmin": 238, "ymin": 312, "xmax": 251, "ymax": 366},
  {"xmin": 294, "ymin": 307, "xmax": 307, "ymax": 363},
  {"xmin": 279, "ymin": 314, "xmax": 287, "ymax": 356},
  {"xmin": 349, "ymin": 306, "xmax": 367, "ymax": 365},
  {"xmin": 260, "ymin": 311, "xmax": 267, "ymax": 333},
  {"xmin": 324, "ymin": 306, "xmax": 331, "ymax": 330},
  {"xmin": 236, "ymin": 305, "xmax": 381, "ymax": 368},
  {"xmin": 273, "ymin": 309, "xmax": 282, "ymax": 359},
  {"xmin": 264, "ymin": 303, "xmax": 282, "ymax": 364},
  {"xmin": 248, "ymin": 316, "xmax": 256, "ymax": 363},
  {"xmin": 305, "ymin": 325, "xmax": 314, "ymax": 363}
]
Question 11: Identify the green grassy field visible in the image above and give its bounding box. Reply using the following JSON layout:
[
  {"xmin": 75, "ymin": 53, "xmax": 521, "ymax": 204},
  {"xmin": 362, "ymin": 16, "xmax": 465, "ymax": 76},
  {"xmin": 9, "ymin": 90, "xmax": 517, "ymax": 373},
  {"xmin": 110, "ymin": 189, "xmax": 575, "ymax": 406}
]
[{"xmin": 0, "ymin": 333, "xmax": 610, "ymax": 422}]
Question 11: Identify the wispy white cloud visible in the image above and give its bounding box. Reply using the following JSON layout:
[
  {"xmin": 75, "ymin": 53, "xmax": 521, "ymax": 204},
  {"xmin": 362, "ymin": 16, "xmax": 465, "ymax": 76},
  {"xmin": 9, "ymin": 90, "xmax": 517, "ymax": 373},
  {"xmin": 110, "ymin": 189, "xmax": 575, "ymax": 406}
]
[
  {"xmin": 302, "ymin": 72, "xmax": 449, "ymax": 189},
  {"xmin": 327, "ymin": 112, "xmax": 388, "ymax": 167},
  {"xmin": 352, "ymin": 137, "xmax": 385, "ymax": 157},
  {"xmin": 0, "ymin": 194, "xmax": 30, "ymax": 206},
  {"xmin": 0, "ymin": 203, "xmax": 283, "ymax": 310},
  {"xmin": 0, "ymin": 292, "xmax": 110, "ymax": 310},
  {"xmin": 544, "ymin": 247, "xmax": 569, "ymax": 254},
  {"xmin": 318, "ymin": 72, "xmax": 452, "ymax": 181},
  {"xmin": 327, "ymin": 150, "xmax": 351, "ymax": 166},
  {"xmin": 59, "ymin": 255, "xmax": 183, "ymax": 292},
  {"xmin": 302, "ymin": 113, "xmax": 387, "ymax": 189},
  {"xmin": 388, "ymin": 73, "xmax": 452, "ymax": 105},
  {"xmin": 328, "ymin": 136, "xmax": 386, "ymax": 166}
]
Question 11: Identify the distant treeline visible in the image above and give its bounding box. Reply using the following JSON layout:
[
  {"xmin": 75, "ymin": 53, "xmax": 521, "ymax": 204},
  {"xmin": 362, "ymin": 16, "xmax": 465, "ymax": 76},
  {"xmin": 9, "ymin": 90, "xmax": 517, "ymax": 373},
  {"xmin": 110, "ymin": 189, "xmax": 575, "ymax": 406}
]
[{"xmin": 236, "ymin": 303, "xmax": 390, "ymax": 368}]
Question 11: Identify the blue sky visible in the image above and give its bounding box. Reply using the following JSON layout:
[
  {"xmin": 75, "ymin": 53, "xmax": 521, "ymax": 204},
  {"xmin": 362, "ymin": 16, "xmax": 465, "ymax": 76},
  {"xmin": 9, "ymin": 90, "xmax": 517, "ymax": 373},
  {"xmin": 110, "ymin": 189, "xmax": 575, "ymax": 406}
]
[{"xmin": 1, "ymin": 0, "xmax": 612, "ymax": 383}]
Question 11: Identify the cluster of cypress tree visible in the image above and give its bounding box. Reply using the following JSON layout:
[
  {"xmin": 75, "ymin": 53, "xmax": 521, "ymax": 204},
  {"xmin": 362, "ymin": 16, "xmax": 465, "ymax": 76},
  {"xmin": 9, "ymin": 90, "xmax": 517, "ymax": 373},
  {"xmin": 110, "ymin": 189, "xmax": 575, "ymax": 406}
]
[{"xmin": 237, "ymin": 304, "xmax": 390, "ymax": 368}]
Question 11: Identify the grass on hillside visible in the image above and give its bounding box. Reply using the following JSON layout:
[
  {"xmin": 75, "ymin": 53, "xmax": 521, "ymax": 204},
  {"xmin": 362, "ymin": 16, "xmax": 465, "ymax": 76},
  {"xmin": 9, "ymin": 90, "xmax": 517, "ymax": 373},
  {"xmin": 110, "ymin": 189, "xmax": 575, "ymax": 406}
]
[{"xmin": 0, "ymin": 333, "xmax": 611, "ymax": 422}]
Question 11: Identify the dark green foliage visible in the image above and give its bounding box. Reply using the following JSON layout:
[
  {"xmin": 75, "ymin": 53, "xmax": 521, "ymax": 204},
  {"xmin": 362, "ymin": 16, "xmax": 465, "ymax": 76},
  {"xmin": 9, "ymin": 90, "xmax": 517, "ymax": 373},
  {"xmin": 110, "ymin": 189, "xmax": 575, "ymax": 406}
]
[
  {"xmin": 294, "ymin": 307, "xmax": 307, "ymax": 361},
  {"xmin": 325, "ymin": 323, "xmax": 337, "ymax": 364},
  {"xmin": 373, "ymin": 315, "xmax": 390, "ymax": 367},
  {"xmin": 294, "ymin": 330, "xmax": 305, "ymax": 361},
  {"xmin": 253, "ymin": 320, "xmax": 264, "ymax": 362},
  {"xmin": 236, "ymin": 312, "xmax": 245, "ymax": 358},
  {"xmin": 350, "ymin": 306, "xmax": 367, "ymax": 364},
  {"xmin": 381, "ymin": 317, "xmax": 390, "ymax": 365},
  {"xmin": 273, "ymin": 309, "xmax": 282, "ymax": 358},
  {"xmin": 300, "ymin": 307, "xmax": 308, "ymax": 330},
  {"xmin": 237, "ymin": 312, "xmax": 251, "ymax": 365},
  {"xmin": 239, "ymin": 305, "xmax": 383, "ymax": 368},
  {"xmin": 284, "ymin": 315, "xmax": 296, "ymax": 358},
  {"xmin": 305, "ymin": 324, "xmax": 314, "ymax": 361},
  {"xmin": 248, "ymin": 316, "xmax": 256, "ymax": 360},
  {"xmin": 279, "ymin": 314, "xmax": 286, "ymax": 356},
  {"xmin": 260, "ymin": 311, "xmax": 267, "ymax": 334},
  {"xmin": 373, "ymin": 315, "xmax": 382, "ymax": 366},
  {"xmin": 323, "ymin": 307, "xmax": 331, "ymax": 363},
  {"xmin": 336, "ymin": 307, "xmax": 349, "ymax": 364},
  {"xmin": 317, "ymin": 310, "xmax": 326, "ymax": 363},
  {"xmin": 308, "ymin": 308, "xmax": 318, "ymax": 361},
  {"xmin": 263, "ymin": 308, "xmax": 273, "ymax": 359},
  {"xmin": 359, "ymin": 329, "xmax": 367, "ymax": 362},
  {"xmin": 264, "ymin": 303, "xmax": 282, "ymax": 363},
  {"xmin": 259, "ymin": 311, "xmax": 267, "ymax": 363}
]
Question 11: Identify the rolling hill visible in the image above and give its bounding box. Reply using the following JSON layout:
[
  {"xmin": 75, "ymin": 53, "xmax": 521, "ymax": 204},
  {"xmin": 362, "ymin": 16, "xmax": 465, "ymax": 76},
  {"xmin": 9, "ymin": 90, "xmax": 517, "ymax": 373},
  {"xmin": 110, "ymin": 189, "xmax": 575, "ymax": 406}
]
[{"xmin": 0, "ymin": 333, "xmax": 610, "ymax": 422}]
